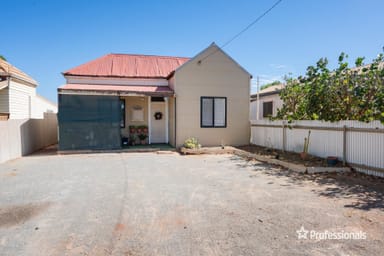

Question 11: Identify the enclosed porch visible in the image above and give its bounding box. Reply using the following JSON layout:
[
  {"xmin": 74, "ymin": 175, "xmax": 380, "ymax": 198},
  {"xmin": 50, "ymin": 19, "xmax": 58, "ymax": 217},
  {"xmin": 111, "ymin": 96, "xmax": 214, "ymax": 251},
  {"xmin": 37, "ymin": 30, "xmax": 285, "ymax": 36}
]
[
  {"xmin": 58, "ymin": 84, "xmax": 174, "ymax": 151},
  {"xmin": 120, "ymin": 95, "xmax": 171, "ymax": 147}
]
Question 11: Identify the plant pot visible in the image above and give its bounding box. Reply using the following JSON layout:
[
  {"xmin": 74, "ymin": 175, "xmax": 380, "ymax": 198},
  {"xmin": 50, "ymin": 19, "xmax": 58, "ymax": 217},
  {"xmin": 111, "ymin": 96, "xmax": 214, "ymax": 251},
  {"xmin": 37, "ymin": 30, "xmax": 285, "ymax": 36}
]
[
  {"xmin": 121, "ymin": 137, "xmax": 129, "ymax": 146},
  {"xmin": 326, "ymin": 156, "xmax": 338, "ymax": 167},
  {"xmin": 300, "ymin": 152, "xmax": 308, "ymax": 160},
  {"xmin": 129, "ymin": 126, "xmax": 136, "ymax": 134}
]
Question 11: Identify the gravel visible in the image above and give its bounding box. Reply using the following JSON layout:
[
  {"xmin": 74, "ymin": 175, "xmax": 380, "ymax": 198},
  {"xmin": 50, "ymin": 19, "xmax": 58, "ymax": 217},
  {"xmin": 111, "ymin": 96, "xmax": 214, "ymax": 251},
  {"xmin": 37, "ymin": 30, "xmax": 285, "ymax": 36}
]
[{"xmin": 0, "ymin": 152, "xmax": 383, "ymax": 255}]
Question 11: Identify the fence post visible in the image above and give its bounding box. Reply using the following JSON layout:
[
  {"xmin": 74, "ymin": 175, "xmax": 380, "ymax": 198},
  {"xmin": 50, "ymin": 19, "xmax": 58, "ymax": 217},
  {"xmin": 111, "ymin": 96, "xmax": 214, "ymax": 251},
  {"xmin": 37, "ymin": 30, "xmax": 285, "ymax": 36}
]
[
  {"xmin": 343, "ymin": 125, "xmax": 347, "ymax": 166},
  {"xmin": 282, "ymin": 121, "xmax": 286, "ymax": 152}
]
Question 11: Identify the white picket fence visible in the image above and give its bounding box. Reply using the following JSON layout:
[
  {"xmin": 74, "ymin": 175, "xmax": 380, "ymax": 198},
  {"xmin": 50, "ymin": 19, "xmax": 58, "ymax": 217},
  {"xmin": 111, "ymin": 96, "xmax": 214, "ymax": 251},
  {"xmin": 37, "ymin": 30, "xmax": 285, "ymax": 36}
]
[{"xmin": 250, "ymin": 119, "xmax": 384, "ymax": 177}]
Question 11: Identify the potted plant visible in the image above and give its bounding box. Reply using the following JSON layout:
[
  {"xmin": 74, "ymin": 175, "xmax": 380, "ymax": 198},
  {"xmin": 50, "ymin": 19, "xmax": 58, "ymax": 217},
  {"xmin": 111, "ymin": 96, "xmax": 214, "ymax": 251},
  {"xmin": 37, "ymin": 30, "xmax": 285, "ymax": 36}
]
[
  {"xmin": 129, "ymin": 126, "xmax": 136, "ymax": 134},
  {"xmin": 300, "ymin": 130, "xmax": 311, "ymax": 160},
  {"xmin": 138, "ymin": 133, "xmax": 148, "ymax": 145},
  {"xmin": 326, "ymin": 156, "xmax": 338, "ymax": 166},
  {"xmin": 129, "ymin": 134, "xmax": 136, "ymax": 146},
  {"xmin": 138, "ymin": 125, "xmax": 148, "ymax": 134}
]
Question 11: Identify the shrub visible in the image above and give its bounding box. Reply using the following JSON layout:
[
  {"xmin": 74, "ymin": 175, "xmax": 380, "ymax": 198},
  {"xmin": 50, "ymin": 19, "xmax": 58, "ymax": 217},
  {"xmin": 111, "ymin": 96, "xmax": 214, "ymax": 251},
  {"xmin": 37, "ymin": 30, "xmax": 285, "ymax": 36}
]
[{"xmin": 183, "ymin": 137, "xmax": 201, "ymax": 149}]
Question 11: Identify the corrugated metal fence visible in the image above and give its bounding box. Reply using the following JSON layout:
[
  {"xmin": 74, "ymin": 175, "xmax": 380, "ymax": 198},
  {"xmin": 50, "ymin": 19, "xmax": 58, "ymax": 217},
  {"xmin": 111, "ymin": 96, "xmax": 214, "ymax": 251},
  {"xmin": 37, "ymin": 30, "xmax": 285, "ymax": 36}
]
[{"xmin": 251, "ymin": 120, "xmax": 384, "ymax": 177}]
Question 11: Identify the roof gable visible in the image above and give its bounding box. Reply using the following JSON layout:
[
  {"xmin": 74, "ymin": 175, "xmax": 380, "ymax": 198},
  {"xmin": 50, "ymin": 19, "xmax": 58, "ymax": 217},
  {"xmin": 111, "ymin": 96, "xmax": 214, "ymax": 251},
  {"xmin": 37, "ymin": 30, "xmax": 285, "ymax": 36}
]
[
  {"xmin": 63, "ymin": 54, "xmax": 190, "ymax": 79},
  {"xmin": 0, "ymin": 59, "xmax": 37, "ymax": 86},
  {"xmin": 173, "ymin": 43, "xmax": 252, "ymax": 78}
]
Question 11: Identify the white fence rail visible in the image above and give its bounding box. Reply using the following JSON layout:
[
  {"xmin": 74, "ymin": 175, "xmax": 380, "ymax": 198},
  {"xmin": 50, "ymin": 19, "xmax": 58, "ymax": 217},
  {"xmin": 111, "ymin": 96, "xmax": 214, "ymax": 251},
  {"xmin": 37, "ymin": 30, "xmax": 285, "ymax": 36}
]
[
  {"xmin": 251, "ymin": 120, "xmax": 384, "ymax": 177},
  {"xmin": 0, "ymin": 113, "xmax": 57, "ymax": 163}
]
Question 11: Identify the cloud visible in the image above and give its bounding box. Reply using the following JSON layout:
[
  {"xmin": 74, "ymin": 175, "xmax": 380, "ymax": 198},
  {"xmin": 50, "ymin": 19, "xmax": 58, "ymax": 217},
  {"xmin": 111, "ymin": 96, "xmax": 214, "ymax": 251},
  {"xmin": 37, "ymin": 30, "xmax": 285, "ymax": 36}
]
[{"xmin": 269, "ymin": 63, "xmax": 287, "ymax": 69}]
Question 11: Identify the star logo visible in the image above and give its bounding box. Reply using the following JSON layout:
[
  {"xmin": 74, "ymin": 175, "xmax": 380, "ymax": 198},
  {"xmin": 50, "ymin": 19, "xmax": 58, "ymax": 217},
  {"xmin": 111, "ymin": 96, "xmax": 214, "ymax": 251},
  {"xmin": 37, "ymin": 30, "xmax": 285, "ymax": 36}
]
[{"xmin": 296, "ymin": 226, "xmax": 309, "ymax": 239}]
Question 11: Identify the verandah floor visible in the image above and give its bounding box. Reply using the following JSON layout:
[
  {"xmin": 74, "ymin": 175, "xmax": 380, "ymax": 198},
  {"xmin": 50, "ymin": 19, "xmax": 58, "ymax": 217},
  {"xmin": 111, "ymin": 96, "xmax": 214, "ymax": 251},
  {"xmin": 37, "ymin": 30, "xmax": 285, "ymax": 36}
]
[{"xmin": 122, "ymin": 143, "xmax": 175, "ymax": 151}]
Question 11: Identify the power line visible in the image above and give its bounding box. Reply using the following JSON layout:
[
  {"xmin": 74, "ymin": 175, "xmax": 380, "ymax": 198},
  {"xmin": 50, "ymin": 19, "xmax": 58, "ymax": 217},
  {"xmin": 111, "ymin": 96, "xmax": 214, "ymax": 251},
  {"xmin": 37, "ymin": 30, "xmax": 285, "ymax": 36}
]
[
  {"xmin": 221, "ymin": 0, "xmax": 283, "ymax": 48},
  {"xmin": 198, "ymin": 0, "xmax": 283, "ymax": 64}
]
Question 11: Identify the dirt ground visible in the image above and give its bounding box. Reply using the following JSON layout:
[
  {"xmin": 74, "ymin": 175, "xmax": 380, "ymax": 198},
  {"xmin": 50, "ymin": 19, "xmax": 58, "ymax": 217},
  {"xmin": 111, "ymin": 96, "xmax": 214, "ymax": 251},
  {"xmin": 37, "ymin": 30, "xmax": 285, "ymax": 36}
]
[
  {"xmin": 238, "ymin": 145, "xmax": 347, "ymax": 167},
  {"xmin": 0, "ymin": 152, "xmax": 383, "ymax": 255}
]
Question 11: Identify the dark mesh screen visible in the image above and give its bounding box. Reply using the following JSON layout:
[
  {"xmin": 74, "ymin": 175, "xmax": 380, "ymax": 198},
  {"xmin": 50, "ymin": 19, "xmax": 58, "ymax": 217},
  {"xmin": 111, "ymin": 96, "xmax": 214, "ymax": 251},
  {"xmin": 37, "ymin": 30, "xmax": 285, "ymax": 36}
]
[{"xmin": 58, "ymin": 94, "xmax": 121, "ymax": 150}]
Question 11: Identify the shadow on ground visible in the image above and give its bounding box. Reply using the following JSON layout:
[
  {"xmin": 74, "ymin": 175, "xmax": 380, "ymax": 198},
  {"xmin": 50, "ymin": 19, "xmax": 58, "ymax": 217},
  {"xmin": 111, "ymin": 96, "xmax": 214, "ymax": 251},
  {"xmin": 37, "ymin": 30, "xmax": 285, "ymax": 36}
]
[
  {"xmin": 29, "ymin": 144, "xmax": 58, "ymax": 156},
  {"xmin": 230, "ymin": 155, "xmax": 384, "ymax": 211}
]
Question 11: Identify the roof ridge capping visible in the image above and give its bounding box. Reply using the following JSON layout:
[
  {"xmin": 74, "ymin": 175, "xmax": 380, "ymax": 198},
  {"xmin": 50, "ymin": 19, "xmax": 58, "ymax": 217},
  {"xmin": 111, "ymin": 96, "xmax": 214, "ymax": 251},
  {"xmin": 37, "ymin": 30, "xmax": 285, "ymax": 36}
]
[{"xmin": 108, "ymin": 53, "xmax": 190, "ymax": 59}]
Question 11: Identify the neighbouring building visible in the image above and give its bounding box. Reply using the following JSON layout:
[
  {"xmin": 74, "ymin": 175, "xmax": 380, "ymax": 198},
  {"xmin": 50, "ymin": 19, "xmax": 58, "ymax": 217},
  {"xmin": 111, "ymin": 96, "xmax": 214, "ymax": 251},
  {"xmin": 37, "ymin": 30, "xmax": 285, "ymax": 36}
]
[
  {"xmin": 250, "ymin": 84, "xmax": 284, "ymax": 120},
  {"xmin": 58, "ymin": 43, "xmax": 251, "ymax": 150},
  {"xmin": 0, "ymin": 59, "xmax": 57, "ymax": 120}
]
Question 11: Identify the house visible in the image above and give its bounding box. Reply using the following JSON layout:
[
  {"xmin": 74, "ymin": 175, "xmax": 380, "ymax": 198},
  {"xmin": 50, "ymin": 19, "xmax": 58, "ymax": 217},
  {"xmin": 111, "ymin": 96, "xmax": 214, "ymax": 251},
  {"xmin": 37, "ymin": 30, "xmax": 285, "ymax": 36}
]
[
  {"xmin": 58, "ymin": 43, "xmax": 251, "ymax": 150},
  {"xmin": 0, "ymin": 59, "xmax": 57, "ymax": 120},
  {"xmin": 249, "ymin": 61, "xmax": 384, "ymax": 121},
  {"xmin": 250, "ymin": 84, "xmax": 284, "ymax": 120}
]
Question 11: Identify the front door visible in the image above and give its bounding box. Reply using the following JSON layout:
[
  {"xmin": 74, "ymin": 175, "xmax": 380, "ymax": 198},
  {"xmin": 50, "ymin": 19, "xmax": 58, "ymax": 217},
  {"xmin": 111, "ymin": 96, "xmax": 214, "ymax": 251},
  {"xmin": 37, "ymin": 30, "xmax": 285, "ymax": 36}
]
[{"xmin": 150, "ymin": 102, "xmax": 166, "ymax": 143}]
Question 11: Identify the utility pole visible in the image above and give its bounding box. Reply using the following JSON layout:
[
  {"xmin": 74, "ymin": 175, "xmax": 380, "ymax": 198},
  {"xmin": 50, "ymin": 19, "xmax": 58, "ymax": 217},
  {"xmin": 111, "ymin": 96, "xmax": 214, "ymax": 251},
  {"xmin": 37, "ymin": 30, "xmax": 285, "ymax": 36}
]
[{"xmin": 256, "ymin": 76, "xmax": 260, "ymax": 120}]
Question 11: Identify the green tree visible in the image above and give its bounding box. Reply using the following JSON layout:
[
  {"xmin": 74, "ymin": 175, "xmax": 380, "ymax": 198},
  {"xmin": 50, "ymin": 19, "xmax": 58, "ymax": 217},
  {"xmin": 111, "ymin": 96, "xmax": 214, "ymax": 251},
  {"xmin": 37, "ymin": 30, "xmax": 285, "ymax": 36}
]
[
  {"xmin": 0, "ymin": 55, "xmax": 6, "ymax": 61},
  {"xmin": 276, "ymin": 50, "xmax": 384, "ymax": 123}
]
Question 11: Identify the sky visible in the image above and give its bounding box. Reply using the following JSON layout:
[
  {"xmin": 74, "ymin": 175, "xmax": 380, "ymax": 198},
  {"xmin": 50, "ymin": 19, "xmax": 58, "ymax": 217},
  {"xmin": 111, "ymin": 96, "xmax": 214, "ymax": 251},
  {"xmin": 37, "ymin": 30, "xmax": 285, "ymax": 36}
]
[{"xmin": 1, "ymin": 0, "xmax": 383, "ymax": 102}]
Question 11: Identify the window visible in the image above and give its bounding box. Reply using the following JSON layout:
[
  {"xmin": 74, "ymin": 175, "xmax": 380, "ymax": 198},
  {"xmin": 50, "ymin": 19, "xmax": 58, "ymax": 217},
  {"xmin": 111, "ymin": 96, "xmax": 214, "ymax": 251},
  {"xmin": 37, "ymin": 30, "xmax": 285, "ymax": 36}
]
[
  {"xmin": 263, "ymin": 101, "xmax": 273, "ymax": 118},
  {"xmin": 120, "ymin": 99, "xmax": 125, "ymax": 128},
  {"xmin": 201, "ymin": 97, "xmax": 227, "ymax": 128}
]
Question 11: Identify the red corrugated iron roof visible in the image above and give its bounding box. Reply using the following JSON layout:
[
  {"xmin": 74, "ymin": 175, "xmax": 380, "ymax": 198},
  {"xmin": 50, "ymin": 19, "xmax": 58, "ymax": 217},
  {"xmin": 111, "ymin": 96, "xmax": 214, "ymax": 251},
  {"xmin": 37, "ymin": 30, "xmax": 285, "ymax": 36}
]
[
  {"xmin": 59, "ymin": 83, "xmax": 174, "ymax": 96},
  {"xmin": 63, "ymin": 54, "xmax": 190, "ymax": 78}
]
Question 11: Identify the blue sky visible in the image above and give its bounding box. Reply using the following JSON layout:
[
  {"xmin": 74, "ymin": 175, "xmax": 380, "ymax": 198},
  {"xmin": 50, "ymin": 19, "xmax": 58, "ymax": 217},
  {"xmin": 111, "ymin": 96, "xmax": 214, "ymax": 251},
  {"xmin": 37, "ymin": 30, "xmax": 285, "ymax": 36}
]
[{"xmin": 2, "ymin": 0, "xmax": 383, "ymax": 102}]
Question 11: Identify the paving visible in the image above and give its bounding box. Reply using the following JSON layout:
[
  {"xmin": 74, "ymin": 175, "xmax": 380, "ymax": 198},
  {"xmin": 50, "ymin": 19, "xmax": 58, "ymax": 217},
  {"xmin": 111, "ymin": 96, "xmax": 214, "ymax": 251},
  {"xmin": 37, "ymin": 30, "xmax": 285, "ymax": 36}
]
[{"xmin": 0, "ymin": 152, "xmax": 383, "ymax": 255}]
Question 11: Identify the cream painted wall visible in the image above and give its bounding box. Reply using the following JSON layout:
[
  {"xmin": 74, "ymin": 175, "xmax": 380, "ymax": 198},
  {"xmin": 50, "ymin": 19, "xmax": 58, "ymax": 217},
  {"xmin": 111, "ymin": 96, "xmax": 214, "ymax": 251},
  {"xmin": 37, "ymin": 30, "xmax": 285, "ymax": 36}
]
[
  {"xmin": 168, "ymin": 97, "xmax": 175, "ymax": 146},
  {"xmin": 120, "ymin": 96, "xmax": 148, "ymax": 137},
  {"xmin": 173, "ymin": 44, "xmax": 251, "ymax": 147},
  {"xmin": 168, "ymin": 77, "xmax": 176, "ymax": 146},
  {"xmin": 168, "ymin": 76, "xmax": 175, "ymax": 91},
  {"xmin": 250, "ymin": 94, "xmax": 283, "ymax": 120}
]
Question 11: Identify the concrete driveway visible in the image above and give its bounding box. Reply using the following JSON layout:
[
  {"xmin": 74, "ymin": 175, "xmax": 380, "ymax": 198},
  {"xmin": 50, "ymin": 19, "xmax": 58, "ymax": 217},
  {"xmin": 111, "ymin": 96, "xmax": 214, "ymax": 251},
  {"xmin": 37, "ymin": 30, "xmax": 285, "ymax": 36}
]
[{"xmin": 0, "ymin": 152, "xmax": 383, "ymax": 255}]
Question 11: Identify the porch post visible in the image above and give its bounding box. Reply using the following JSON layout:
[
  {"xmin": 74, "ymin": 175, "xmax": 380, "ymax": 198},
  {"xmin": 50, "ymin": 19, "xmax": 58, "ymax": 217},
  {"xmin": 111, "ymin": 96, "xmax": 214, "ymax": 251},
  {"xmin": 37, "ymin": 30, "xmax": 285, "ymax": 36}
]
[
  {"xmin": 148, "ymin": 96, "xmax": 151, "ymax": 144},
  {"xmin": 165, "ymin": 97, "xmax": 169, "ymax": 143}
]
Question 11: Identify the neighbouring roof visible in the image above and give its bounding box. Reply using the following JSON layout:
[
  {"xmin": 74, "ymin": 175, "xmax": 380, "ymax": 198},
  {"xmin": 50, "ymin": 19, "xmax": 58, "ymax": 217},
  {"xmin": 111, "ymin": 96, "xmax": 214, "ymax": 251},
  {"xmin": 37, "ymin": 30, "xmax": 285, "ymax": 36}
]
[
  {"xmin": 251, "ymin": 84, "xmax": 285, "ymax": 99},
  {"xmin": 63, "ymin": 54, "xmax": 190, "ymax": 79},
  {"xmin": 0, "ymin": 59, "xmax": 37, "ymax": 86},
  {"xmin": 58, "ymin": 83, "xmax": 174, "ymax": 96}
]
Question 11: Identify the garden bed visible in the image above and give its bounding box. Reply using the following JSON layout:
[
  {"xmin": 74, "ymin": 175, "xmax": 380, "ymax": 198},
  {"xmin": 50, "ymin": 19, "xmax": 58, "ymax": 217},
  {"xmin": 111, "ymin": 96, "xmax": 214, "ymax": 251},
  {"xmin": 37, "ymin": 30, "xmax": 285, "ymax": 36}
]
[
  {"xmin": 180, "ymin": 146, "xmax": 235, "ymax": 155},
  {"xmin": 236, "ymin": 145, "xmax": 344, "ymax": 167}
]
